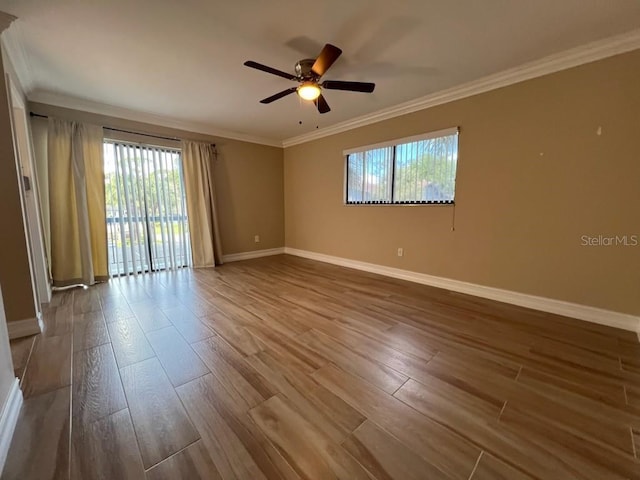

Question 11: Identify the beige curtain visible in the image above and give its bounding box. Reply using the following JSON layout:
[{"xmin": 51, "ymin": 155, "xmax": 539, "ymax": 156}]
[
  {"xmin": 48, "ymin": 118, "xmax": 108, "ymax": 286},
  {"xmin": 181, "ymin": 140, "xmax": 223, "ymax": 267}
]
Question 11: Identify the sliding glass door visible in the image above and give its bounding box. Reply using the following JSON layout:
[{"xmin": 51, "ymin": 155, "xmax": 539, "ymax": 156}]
[{"xmin": 104, "ymin": 141, "xmax": 191, "ymax": 276}]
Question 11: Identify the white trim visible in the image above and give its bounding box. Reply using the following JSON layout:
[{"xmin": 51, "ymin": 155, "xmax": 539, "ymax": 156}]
[
  {"xmin": 283, "ymin": 29, "xmax": 640, "ymax": 148},
  {"xmin": 27, "ymin": 91, "xmax": 282, "ymax": 148},
  {"xmin": 284, "ymin": 247, "xmax": 640, "ymax": 332},
  {"xmin": 1, "ymin": 21, "xmax": 35, "ymax": 94},
  {"xmin": 343, "ymin": 127, "xmax": 459, "ymax": 156},
  {"xmin": 4, "ymin": 23, "xmax": 639, "ymax": 149},
  {"xmin": 0, "ymin": 379, "xmax": 23, "ymax": 473},
  {"xmin": 0, "ymin": 11, "xmax": 16, "ymax": 33},
  {"xmin": 7, "ymin": 313, "xmax": 42, "ymax": 339},
  {"xmin": 222, "ymin": 247, "xmax": 285, "ymax": 263}
]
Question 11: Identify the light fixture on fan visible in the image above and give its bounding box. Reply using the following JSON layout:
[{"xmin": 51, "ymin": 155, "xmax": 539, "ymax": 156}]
[
  {"xmin": 297, "ymin": 81, "xmax": 321, "ymax": 101},
  {"xmin": 244, "ymin": 43, "xmax": 376, "ymax": 114}
]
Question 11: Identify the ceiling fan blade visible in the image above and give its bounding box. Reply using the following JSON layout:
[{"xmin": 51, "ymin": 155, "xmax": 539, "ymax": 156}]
[
  {"xmin": 311, "ymin": 44, "xmax": 342, "ymax": 77},
  {"xmin": 244, "ymin": 61, "xmax": 296, "ymax": 80},
  {"xmin": 314, "ymin": 94, "xmax": 331, "ymax": 114},
  {"xmin": 322, "ymin": 80, "xmax": 375, "ymax": 93},
  {"xmin": 260, "ymin": 87, "xmax": 298, "ymax": 104}
]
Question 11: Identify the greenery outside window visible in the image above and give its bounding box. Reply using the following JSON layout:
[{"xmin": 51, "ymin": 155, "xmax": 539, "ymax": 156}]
[{"xmin": 345, "ymin": 127, "xmax": 459, "ymax": 205}]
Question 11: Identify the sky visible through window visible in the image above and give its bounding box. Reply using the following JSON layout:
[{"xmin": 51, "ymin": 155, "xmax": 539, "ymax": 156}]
[{"xmin": 347, "ymin": 133, "xmax": 458, "ymax": 204}]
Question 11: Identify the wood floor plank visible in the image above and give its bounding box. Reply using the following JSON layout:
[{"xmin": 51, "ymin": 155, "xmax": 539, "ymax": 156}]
[
  {"xmin": 21, "ymin": 333, "xmax": 72, "ymax": 398},
  {"xmin": 71, "ymin": 409, "xmax": 146, "ymax": 480},
  {"xmin": 389, "ymin": 322, "xmax": 529, "ymax": 366},
  {"xmin": 120, "ymin": 357, "xmax": 200, "ymax": 468},
  {"xmin": 145, "ymin": 440, "xmax": 223, "ymax": 480},
  {"xmin": 395, "ymin": 376, "xmax": 503, "ymax": 423},
  {"xmin": 627, "ymin": 384, "xmax": 640, "ymax": 407},
  {"xmin": 146, "ymin": 325, "xmax": 210, "ymax": 387},
  {"xmin": 176, "ymin": 374, "xmax": 299, "ymax": 480},
  {"xmin": 246, "ymin": 349, "xmax": 366, "ymax": 443},
  {"xmin": 527, "ymin": 337, "xmax": 621, "ymax": 376},
  {"xmin": 12, "ymin": 255, "xmax": 640, "ymax": 480},
  {"xmin": 245, "ymin": 322, "xmax": 328, "ymax": 374},
  {"xmin": 181, "ymin": 296, "xmax": 220, "ymax": 317},
  {"xmin": 298, "ymin": 329, "xmax": 408, "ymax": 394},
  {"xmin": 249, "ymin": 395, "xmax": 371, "ymax": 480},
  {"xmin": 423, "ymin": 352, "xmax": 634, "ymax": 455},
  {"xmin": 73, "ymin": 287, "xmax": 102, "ymax": 314},
  {"xmin": 73, "ymin": 311, "xmax": 110, "ymax": 352},
  {"xmin": 102, "ymin": 301, "xmax": 135, "ymax": 324},
  {"xmin": 2, "ymin": 387, "xmax": 70, "ymax": 480},
  {"xmin": 41, "ymin": 305, "xmax": 74, "ymax": 337},
  {"xmin": 106, "ymin": 316, "xmax": 155, "ymax": 367},
  {"xmin": 313, "ymin": 363, "xmax": 480, "ymax": 480},
  {"xmin": 243, "ymin": 302, "xmax": 312, "ymax": 337},
  {"xmin": 191, "ymin": 335, "xmax": 275, "ymax": 409},
  {"xmin": 130, "ymin": 301, "xmax": 173, "ymax": 333},
  {"xmin": 205, "ymin": 310, "xmax": 264, "ymax": 356},
  {"xmin": 162, "ymin": 305, "xmax": 216, "ymax": 343},
  {"xmin": 469, "ymin": 453, "xmax": 534, "ymax": 480},
  {"xmin": 517, "ymin": 364, "xmax": 627, "ymax": 409},
  {"xmin": 9, "ymin": 335, "xmax": 35, "ymax": 381},
  {"xmin": 73, "ymin": 343, "xmax": 127, "ymax": 430},
  {"xmin": 310, "ymin": 320, "xmax": 440, "ymax": 383},
  {"xmin": 48, "ymin": 289, "xmax": 73, "ymax": 308},
  {"xmin": 342, "ymin": 420, "xmax": 456, "ymax": 480},
  {"xmin": 500, "ymin": 406, "xmax": 639, "ymax": 480},
  {"xmin": 395, "ymin": 373, "xmax": 636, "ymax": 480},
  {"xmin": 210, "ymin": 283, "xmax": 256, "ymax": 306},
  {"xmin": 330, "ymin": 307, "xmax": 397, "ymax": 334}
]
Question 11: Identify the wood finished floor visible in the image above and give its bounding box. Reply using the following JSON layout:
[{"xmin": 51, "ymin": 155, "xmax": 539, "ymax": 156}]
[{"xmin": 4, "ymin": 254, "xmax": 640, "ymax": 479}]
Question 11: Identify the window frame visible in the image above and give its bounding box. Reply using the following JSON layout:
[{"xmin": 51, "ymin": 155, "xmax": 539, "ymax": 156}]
[
  {"xmin": 343, "ymin": 127, "xmax": 459, "ymax": 206},
  {"xmin": 102, "ymin": 139, "xmax": 192, "ymax": 277}
]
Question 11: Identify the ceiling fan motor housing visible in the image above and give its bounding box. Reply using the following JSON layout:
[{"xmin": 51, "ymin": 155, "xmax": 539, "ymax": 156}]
[{"xmin": 295, "ymin": 59, "xmax": 318, "ymax": 80}]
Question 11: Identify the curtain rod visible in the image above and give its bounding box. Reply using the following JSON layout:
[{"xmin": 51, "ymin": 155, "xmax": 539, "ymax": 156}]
[{"xmin": 29, "ymin": 112, "xmax": 215, "ymax": 147}]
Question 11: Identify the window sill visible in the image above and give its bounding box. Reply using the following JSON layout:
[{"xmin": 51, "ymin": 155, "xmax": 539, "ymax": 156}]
[{"xmin": 344, "ymin": 201, "xmax": 455, "ymax": 206}]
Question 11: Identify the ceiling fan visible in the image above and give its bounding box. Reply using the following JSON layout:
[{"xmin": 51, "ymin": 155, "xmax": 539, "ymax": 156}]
[{"xmin": 243, "ymin": 44, "xmax": 375, "ymax": 114}]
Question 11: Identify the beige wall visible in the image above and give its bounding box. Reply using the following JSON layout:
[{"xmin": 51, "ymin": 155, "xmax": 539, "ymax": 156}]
[
  {"xmin": 0, "ymin": 46, "xmax": 37, "ymax": 324},
  {"xmin": 29, "ymin": 103, "xmax": 285, "ymax": 257},
  {"xmin": 284, "ymin": 50, "xmax": 640, "ymax": 316}
]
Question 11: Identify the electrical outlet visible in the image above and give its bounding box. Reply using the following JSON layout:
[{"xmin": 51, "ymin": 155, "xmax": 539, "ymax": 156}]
[
  {"xmin": 397, "ymin": 247, "xmax": 403, "ymax": 257},
  {"xmin": 254, "ymin": 235, "xmax": 260, "ymax": 243}
]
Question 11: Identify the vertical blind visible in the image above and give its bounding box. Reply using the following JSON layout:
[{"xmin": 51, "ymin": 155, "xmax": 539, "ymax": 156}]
[
  {"xmin": 345, "ymin": 128, "xmax": 459, "ymax": 204},
  {"xmin": 104, "ymin": 141, "xmax": 191, "ymax": 276}
]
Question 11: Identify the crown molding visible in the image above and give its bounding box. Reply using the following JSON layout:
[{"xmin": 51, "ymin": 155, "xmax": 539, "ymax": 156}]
[
  {"xmin": 0, "ymin": 11, "xmax": 16, "ymax": 32},
  {"xmin": 282, "ymin": 28, "xmax": 640, "ymax": 148},
  {"xmin": 1, "ymin": 20, "xmax": 35, "ymax": 94},
  {"xmin": 28, "ymin": 91, "xmax": 283, "ymax": 147},
  {"xmin": 9, "ymin": 23, "xmax": 640, "ymax": 149}
]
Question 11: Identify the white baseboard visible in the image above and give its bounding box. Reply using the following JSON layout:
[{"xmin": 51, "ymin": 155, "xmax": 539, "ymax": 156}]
[
  {"xmin": 223, "ymin": 247, "xmax": 285, "ymax": 263},
  {"xmin": 284, "ymin": 247, "xmax": 640, "ymax": 332},
  {"xmin": 7, "ymin": 313, "xmax": 43, "ymax": 339},
  {"xmin": 0, "ymin": 379, "xmax": 23, "ymax": 473}
]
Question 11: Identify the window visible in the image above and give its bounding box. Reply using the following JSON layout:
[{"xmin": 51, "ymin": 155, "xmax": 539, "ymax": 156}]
[
  {"xmin": 345, "ymin": 127, "xmax": 459, "ymax": 204},
  {"xmin": 103, "ymin": 141, "xmax": 191, "ymax": 276}
]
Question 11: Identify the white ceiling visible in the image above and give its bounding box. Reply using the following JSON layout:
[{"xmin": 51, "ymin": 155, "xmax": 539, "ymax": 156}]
[{"xmin": 1, "ymin": 0, "xmax": 640, "ymax": 144}]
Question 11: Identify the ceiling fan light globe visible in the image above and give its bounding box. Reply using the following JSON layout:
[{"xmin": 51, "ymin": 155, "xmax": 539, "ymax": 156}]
[{"xmin": 297, "ymin": 82, "xmax": 321, "ymax": 101}]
